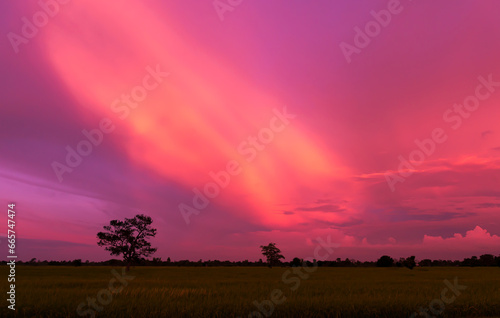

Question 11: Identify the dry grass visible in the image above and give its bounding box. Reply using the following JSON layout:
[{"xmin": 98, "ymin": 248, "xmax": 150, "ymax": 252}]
[{"xmin": 1, "ymin": 266, "xmax": 499, "ymax": 317}]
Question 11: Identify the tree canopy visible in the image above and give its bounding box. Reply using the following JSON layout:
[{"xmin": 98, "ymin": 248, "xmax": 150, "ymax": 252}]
[
  {"xmin": 260, "ymin": 242, "xmax": 284, "ymax": 268},
  {"xmin": 97, "ymin": 214, "xmax": 157, "ymax": 270},
  {"xmin": 376, "ymin": 255, "xmax": 394, "ymax": 267}
]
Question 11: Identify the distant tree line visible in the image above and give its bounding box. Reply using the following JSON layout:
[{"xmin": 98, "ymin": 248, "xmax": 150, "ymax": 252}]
[
  {"xmin": 5, "ymin": 216, "xmax": 498, "ymax": 269},
  {"xmin": 3, "ymin": 254, "xmax": 499, "ymax": 268}
]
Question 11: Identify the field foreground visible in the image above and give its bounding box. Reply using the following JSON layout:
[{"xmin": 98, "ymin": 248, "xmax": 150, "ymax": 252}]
[{"xmin": 1, "ymin": 266, "xmax": 499, "ymax": 317}]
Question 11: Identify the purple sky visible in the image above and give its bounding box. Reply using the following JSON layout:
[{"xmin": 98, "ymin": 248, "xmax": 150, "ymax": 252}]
[{"xmin": 1, "ymin": 0, "xmax": 500, "ymax": 262}]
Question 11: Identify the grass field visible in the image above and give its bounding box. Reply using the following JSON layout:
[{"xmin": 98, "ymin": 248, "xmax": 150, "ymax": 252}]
[{"xmin": 1, "ymin": 266, "xmax": 499, "ymax": 317}]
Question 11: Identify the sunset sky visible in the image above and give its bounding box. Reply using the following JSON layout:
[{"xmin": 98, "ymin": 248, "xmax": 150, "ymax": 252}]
[{"xmin": 1, "ymin": 0, "xmax": 500, "ymax": 262}]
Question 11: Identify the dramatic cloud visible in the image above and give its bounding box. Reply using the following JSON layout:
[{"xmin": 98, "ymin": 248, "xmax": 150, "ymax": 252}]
[{"xmin": 1, "ymin": 0, "xmax": 500, "ymax": 261}]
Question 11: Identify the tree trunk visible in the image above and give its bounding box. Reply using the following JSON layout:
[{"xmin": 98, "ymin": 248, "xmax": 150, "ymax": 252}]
[{"xmin": 126, "ymin": 262, "xmax": 130, "ymax": 271}]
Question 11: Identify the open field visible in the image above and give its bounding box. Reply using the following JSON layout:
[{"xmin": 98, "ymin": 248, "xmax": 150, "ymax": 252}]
[{"xmin": 1, "ymin": 266, "xmax": 499, "ymax": 317}]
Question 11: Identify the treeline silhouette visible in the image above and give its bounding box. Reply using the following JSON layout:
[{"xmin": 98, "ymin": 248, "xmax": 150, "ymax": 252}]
[{"xmin": 3, "ymin": 254, "xmax": 500, "ymax": 268}]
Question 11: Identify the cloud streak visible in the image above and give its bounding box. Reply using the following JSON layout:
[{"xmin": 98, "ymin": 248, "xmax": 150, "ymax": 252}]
[{"xmin": 1, "ymin": 0, "xmax": 500, "ymax": 261}]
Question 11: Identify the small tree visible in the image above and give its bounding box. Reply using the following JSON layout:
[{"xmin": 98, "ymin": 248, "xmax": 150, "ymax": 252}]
[
  {"xmin": 291, "ymin": 257, "xmax": 302, "ymax": 267},
  {"xmin": 260, "ymin": 242, "xmax": 284, "ymax": 268},
  {"xmin": 403, "ymin": 256, "xmax": 416, "ymax": 270},
  {"xmin": 72, "ymin": 259, "xmax": 82, "ymax": 267},
  {"xmin": 376, "ymin": 255, "xmax": 394, "ymax": 267},
  {"xmin": 479, "ymin": 254, "xmax": 495, "ymax": 266},
  {"xmin": 97, "ymin": 214, "xmax": 157, "ymax": 271}
]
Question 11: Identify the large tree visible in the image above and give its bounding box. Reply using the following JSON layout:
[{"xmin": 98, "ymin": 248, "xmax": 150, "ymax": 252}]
[
  {"xmin": 97, "ymin": 214, "xmax": 157, "ymax": 271},
  {"xmin": 260, "ymin": 242, "xmax": 284, "ymax": 268}
]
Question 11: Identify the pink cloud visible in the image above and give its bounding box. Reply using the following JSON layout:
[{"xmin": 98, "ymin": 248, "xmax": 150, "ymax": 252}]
[
  {"xmin": 423, "ymin": 226, "xmax": 500, "ymax": 251},
  {"xmin": 2, "ymin": 1, "xmax": 500, "ymax": 262}
]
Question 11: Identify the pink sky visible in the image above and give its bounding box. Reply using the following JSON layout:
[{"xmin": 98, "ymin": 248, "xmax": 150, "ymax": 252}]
[{"xmin": 1, "ymin": 0, "xmax": 500, "ymax": 262}]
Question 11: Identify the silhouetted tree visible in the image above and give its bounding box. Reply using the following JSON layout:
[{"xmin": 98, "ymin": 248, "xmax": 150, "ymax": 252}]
[
  {"xmin": 396, "ymin": 258, "xmax": 404, "ymax": 267},
  {"xmin": 479, "ymin": 254, "xmax": 495, "ymax": 266},
  {"xmin": 291, "ymin": 257, "xmax": 302, "ymax": 267},
  {"xmin": 152, "ymin": 257, "xmax": 162, "ymax": 266},
  {"xmin": 260, "ymin": 242, "xmax": 284, "ymax": 268},
  {"xmin": 343, "ymin": 258, "xmax": 353, "ymax": 267},
  {"xmin": 403, "ymin": 256, "xmax": 416, "ymax": 270},
  {"xmin": 471, "ymin": 256, "xmax": 479, "ymax": 266},
  {"xmin": 419, "ymin": 259, "xmax": 432, "ymax": 267},
  {"xmin": 376, "ymin": 255, "xmax": 394, "ymax": 267},
  {"xmin": 97, "ymin": 214, "xmax": 157, "ymax": 271}
]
